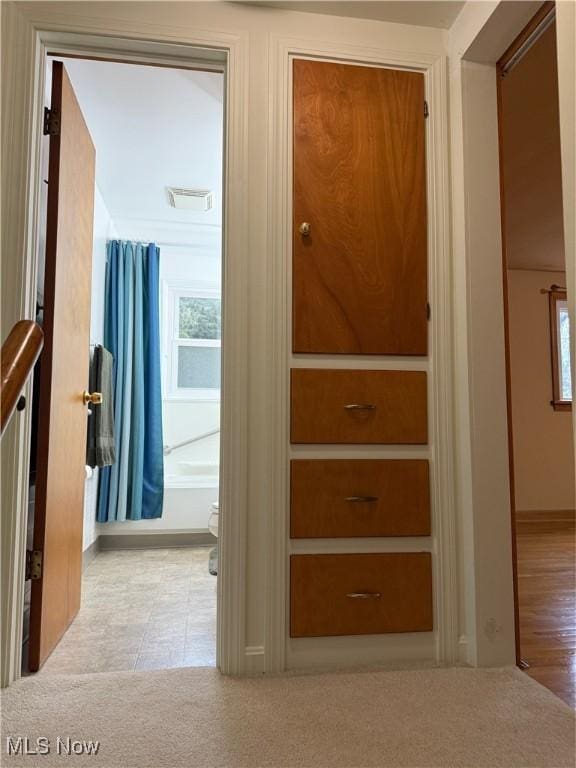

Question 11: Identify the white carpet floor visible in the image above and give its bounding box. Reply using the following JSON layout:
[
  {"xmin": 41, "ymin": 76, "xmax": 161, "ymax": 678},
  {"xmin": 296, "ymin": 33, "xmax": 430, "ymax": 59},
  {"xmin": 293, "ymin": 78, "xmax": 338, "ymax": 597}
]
[{"xmin": 1, "ymin": 665, "xmax": 574, "ymax": 767}]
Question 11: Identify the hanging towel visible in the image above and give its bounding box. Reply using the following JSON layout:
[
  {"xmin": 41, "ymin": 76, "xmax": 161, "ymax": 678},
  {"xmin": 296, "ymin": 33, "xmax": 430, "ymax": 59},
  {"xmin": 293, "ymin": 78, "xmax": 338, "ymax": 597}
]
[{"xmin": 86, "ymin": 345, "xmax": 116, "ymax": 468}]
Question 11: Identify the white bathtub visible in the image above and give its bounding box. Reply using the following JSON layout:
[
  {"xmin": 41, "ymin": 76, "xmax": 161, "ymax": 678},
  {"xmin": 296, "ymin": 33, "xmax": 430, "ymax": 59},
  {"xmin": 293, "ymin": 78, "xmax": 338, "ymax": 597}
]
[
  {"xmin": 160, "ymin": 461, "xmax": 219, "ymax": 531},
  {"xmin": 165, "ymin": 461, "xmax": 220, "ymax": 489},
  {"xmin": 96, "ymin": 463, "xmax": 219, "ymax": 535}
]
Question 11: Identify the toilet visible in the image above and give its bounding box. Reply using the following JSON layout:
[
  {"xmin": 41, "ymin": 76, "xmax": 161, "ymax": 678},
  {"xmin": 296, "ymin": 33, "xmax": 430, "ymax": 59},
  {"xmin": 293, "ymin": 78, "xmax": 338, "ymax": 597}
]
[
  {"xmin": 208, "ymin": 501, "xmax": 219, "ymax": 537},
  {"xmin": 208, "ymin": 501, "xmax": 218, "ymax": 576}
]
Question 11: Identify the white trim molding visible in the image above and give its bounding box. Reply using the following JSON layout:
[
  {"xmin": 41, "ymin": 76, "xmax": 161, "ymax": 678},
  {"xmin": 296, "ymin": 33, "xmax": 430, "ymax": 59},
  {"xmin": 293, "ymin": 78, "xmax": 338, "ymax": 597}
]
[
  {"xmin": 265, "ymin": 37, "xmax": 457, "ymax": 672},
  {"xmin": 0, "ymin": 6, "xmax": 250, "ymax": 685},
  {"xmin": 447, "ymin": 1, "xmax": 546, "ymax": 668},
  {"xmin": 244, "ymin": 645, "xmax": 265, "ymax": 675}
]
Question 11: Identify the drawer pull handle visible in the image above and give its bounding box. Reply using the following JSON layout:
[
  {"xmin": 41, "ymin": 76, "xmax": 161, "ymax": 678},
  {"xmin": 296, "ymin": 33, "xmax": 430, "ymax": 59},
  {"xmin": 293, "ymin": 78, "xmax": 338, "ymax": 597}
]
[
  {"xmin": 343, "ymin": 403, "xmax": 376, "ymax": 411},
  {"xmin": 346, "ymin": 592, "xmax": 382, "ymax": 600},
  {"xmin": 345, "ymin": 495, "xmax": 379, "ymax": 503}
]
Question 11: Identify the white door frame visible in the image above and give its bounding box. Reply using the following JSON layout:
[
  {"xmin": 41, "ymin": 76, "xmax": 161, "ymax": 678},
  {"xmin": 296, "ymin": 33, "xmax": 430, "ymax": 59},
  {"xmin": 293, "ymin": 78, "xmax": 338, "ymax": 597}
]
[
  {"xmin": 0, "ymin": 11, "xmax": 249, "ymax": 685},
  {"xmin": 448, "ymin": 0, "xmax": 576, "ymax": 668},
  {"xmin": 264, "ymin": 37, "xmax": 457, "ymax": 671}
]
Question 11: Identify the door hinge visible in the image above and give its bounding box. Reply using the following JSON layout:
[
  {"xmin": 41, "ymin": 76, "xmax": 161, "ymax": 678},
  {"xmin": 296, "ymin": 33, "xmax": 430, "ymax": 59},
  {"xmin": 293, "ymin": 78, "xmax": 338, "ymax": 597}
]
[
  {"xmin": 424, "ymin": 100, "xmax": 429, "ymax": 119},
  {"xmin": 26, "ymin": 550, "xmax": 43, "ymax": 581},
  {"xmin": 426, "ymin": 302, "xmax": 431, "ymax": 320},
  {"xmin": 43, "ymin": 107, "xmax": 60, "ymax": 136}
]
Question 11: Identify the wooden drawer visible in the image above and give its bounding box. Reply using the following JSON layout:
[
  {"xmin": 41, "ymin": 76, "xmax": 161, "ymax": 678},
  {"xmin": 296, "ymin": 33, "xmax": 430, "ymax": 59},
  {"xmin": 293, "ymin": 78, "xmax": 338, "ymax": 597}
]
[
  {"xmin": 290, "ymin": 459, "xmax": 430, "ymax": 538},
  {"xmin": 290, "ymin": 369, "xmax": 428, "ymax": 444},
  {"xmin": 290, "ymin": 553, "xmax": 433, "ymax": 637}
]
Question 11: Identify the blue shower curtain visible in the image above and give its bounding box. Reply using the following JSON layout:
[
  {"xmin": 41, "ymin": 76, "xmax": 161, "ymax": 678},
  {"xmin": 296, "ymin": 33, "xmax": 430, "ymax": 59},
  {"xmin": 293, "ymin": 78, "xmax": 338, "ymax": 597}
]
[{"xmin": 97, "ymin": 241, "xmax": 164, "ymax": 522}]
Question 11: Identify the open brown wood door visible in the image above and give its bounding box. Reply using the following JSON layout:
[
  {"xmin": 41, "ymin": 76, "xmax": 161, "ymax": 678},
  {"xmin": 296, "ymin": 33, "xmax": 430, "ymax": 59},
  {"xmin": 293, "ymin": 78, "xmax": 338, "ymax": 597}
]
[
  {"xmin": 293, "ymin": 59, "xmax": 428, "ymax": 355},
  {"xmin": 29, "ymin": 61, "xmax": 95, "ymax": 671}
]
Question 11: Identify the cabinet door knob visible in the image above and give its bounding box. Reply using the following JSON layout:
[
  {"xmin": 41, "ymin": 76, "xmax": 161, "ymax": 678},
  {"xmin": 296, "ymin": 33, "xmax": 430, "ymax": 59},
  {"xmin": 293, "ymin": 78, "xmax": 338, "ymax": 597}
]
[
  {"xmin": 345, "ymin": 496, "xmax": 379, "ymax": 503},
  {"xmin": 299, "ymin": 222, "xmax": 311, "ymax": 237}
]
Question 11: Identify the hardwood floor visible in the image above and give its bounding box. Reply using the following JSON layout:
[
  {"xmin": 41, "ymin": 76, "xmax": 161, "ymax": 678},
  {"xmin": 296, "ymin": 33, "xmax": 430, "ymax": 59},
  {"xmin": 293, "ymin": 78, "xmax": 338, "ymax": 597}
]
[{"xmin": 516, "ymin": 517, "xmax": 576, "ymax": 708}]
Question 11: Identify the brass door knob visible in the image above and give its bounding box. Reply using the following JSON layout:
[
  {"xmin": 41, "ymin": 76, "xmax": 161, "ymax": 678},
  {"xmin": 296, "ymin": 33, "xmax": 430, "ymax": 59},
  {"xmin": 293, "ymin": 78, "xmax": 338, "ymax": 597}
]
[
  {"xmin": 299, "ymin": 222, "xmax": 311, "ymax": 237},
  {"xmin": 83, "ymin": 390, "xmax": 103, "ymax": 406}
]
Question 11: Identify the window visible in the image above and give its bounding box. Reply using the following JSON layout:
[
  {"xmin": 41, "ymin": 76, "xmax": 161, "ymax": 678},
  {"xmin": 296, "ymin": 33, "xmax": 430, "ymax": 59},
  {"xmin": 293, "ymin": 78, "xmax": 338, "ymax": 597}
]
[
  {"xmin": 549, "ymin": 289, "xmax": 572, "ymax": 411},
  {"xmin": 165, "ymin": 286, "xmax": 221, "ymax": 399}
]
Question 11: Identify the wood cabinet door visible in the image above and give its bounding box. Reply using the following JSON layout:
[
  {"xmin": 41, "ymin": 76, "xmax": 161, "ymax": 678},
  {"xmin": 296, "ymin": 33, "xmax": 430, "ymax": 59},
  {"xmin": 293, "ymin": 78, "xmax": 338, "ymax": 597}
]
[
  {"xmin": 293, "ymin": 59, "xmax": 428, "ymax": 355},
  {"xmin": 29, "ymin": 61, "xmax": 95, "ymax": 671}
]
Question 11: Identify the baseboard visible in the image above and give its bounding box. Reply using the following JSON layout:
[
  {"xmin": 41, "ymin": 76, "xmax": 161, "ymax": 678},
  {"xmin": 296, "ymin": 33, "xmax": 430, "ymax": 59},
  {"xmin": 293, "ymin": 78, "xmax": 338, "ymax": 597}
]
[
  {"xmin": 244, "ymin": 646, "xmax": 265, "ymax": 674},
  {"xmin": 516, "ymin": 509, "xmax": 575, "ymax": 532},
  {"xmin": 458, "ymin": 635, "xmax": 470, "ymax": 665},
  {"xmin": 82, "ymin": 537, "xmax": 100, "ymax": 571},
  {"xmin": 98, "ymin": 531, "xmax": 217, "ymax": 550},
  {"xmin": 287, "ymin": 632, "xmax": 435, "ymax": 671}
]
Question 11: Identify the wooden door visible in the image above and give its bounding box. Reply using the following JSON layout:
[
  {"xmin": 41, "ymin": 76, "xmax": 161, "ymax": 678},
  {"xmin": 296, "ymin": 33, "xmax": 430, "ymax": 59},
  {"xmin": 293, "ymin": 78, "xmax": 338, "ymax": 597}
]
[
  {"xmin": 29, "ymin": 61, "xmax": 95, "ymax": 671},
  {"xmin": 293, "ymin": 59, "xmax": 428, "ymax": 355}
]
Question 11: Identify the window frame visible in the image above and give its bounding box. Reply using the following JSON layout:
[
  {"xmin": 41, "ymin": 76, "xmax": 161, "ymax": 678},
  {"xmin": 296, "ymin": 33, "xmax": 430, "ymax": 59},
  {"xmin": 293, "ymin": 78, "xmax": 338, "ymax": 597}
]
[
  {"xmin": 162, "ymin": 280, "xmax": 222, "ymax": 402},
  {"xmin": 549, "ymin": 288, "xmax": 572, "ymax": 412}
]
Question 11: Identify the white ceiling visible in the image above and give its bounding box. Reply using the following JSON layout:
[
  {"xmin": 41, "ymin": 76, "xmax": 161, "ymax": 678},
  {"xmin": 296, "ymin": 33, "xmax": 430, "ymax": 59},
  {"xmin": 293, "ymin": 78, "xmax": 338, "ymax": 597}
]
[
  {"xmin": 52, "ymin": 57, "xmax": 224, "ymax": 246},
  {"xmin": 243, "ymin": 1, "xmax": 465, "ymax": 28}
]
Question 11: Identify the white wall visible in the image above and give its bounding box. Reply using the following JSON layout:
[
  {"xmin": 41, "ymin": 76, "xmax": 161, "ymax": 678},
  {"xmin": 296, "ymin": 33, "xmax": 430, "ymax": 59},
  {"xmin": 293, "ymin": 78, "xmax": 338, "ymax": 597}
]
[
  {"xmin": 82, "ymin": 184, "xmax": 117, "ymax": 552},
  {"xmin": 0, "ymin": 0, "xmax": 459, "ymax": 680},
  {"xmin": 448, "ymin": 2, "xmax": 540, "ymax": 668},
  {"xmin": 453, "ymin": 58, "xmax": 516, "ymax": 667},
  {"xmin": 555, "ymin": 0, "xmax": 576, "ymax": 462},
  {"xmin": 449, "ymin": 0, "xmax": 576, "ymax": 667},
  {"xmin": 163, "ymin": 402, "xmax": 220, "ymax": 469},
  {"xmin": 6, "ymin": 0, "xmax": 573, "ymax": 681},
  {"xmin": 507, "ymin": 269, "xmax": 575, "ymax": 511}
]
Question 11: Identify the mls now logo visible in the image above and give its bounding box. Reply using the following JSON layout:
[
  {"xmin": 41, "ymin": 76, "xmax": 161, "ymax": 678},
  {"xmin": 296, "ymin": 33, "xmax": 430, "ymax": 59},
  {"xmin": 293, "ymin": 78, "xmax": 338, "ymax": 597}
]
[
  {"xmin": 6, "ymin": 736, "xmax": 100, "ymax": 756},
  {"xmin": 6, "ymin": 737, "xmax": 50, "ymax": 756}
]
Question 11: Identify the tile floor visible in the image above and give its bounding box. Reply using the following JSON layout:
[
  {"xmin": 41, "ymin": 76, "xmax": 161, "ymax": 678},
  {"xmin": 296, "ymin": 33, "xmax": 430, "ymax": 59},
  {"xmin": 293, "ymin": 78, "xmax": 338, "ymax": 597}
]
[{"xmin": 38, "ymin": 547, "xmax": 216, "ymax": 675}]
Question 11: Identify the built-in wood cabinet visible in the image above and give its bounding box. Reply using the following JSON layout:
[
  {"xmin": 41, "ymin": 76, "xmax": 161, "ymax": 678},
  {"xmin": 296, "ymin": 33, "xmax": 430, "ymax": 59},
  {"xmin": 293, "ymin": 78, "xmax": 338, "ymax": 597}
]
[
  {"xmin": 292, "ymin": 58, "xmax": 428, "ymax": 356},
  {"xmin": 289, "ymin": 58, "xmax": 431, "ymax": 647}
]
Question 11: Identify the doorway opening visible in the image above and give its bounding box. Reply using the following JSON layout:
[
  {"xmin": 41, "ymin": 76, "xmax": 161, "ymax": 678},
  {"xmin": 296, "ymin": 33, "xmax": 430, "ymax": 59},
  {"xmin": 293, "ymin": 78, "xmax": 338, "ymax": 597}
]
[
  {"xmin": 22, "ymin": 52, "xmax": 225, "ymax": 675},
  {"xmin": 497, "ymin": 3, "xmax": 575, "ymax": 707}
]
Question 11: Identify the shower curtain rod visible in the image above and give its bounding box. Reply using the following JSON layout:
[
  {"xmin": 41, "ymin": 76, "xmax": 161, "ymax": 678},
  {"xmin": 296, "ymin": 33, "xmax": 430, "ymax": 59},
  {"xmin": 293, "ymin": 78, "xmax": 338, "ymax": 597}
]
[{"xmin": 121, "ymin": 240, "xmax": 220, "ymax": 250}]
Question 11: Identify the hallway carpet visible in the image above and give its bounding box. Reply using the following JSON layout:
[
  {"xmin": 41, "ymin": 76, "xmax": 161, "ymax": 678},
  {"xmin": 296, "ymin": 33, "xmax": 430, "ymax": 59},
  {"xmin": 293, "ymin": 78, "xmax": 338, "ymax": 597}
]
[{"xmin": 2, "ymin": 666, "xmax": 574, "ymax": 767}]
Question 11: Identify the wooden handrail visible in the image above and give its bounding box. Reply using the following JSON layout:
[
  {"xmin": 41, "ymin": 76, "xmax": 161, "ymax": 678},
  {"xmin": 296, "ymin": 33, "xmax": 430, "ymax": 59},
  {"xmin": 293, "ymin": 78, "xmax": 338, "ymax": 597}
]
[{"xmin": 1, "ymin": 320, "xmax": 44, "ymax": 436}]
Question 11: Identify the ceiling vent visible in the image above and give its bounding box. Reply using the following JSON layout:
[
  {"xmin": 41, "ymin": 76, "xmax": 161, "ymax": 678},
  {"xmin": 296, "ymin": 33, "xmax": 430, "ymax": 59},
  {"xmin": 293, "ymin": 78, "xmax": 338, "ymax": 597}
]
[{"xmin": 166, "ymin": 186, "xmax": 213, "ymax": 212}]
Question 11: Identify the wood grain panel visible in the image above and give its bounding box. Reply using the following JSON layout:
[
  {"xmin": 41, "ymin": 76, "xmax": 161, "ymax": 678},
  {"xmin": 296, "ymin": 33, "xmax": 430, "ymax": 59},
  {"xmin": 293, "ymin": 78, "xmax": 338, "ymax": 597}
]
[
  {"xmin": 291, "ymin": 459, "xmax": 430, "ymax": 538},
  {"xmin": 29, "ymin": 62, "xmax": 95, "ymax": 671},
  {"xmin": 290, "ymin": 368, "xmax": 427, "ymax": 444},
  {"xmin": 290, "ymin": 553, "xmax": 433, "ymax": 637},
  {"xmin": 293, "ymin": 58, "xmax": 428, "ymax": 355}
]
